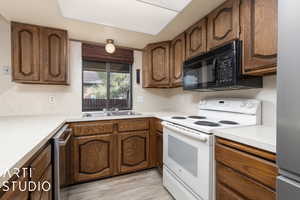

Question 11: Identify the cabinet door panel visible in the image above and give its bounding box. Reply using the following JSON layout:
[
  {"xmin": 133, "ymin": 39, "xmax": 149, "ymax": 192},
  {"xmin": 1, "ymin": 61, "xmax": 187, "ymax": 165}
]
[
  {"xmin": 241, "ymin": 0, "xmax": 277, "ymax": 75},
  {"xmin": 118, "ymin": 131, "xmax": 149, "ymax": 173},
  {"xmin": 143, "ymin": 42, "xmax": 170, "ymax": 88},
  {"xmin": 1, "ymin": 175, "xmax": 29, "ymax": 200},
  {"xmin": 156, "ymin": 131, "xmax": 163, "ymax": 174},
  {"xmin": 11, "ymin": 22, "xmax": 40, "ymax": 82},
  {"xmin": 31, "ymin": 165, "xmax": 52, "ymax": 200},
  {"xmin": 186, "ymin": 18, "xmax": 207, "ymax": 58},
  {"xmin": 207, "ymin": 0, "xmax": 240, "ymax": 50},
  {"xmin": 40, "ymin": 28, "xmax": 68, "ymax": 84},
  {"xmin": 73, "ymin": 134, "xmax": 114, "ymax": 183},
  {"xmin": 170, "ymin": 33, "xmax": 185, "ymax": 87}
]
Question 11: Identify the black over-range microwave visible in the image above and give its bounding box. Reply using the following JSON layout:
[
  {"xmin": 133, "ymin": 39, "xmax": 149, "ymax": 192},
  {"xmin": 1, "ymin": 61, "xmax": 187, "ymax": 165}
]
[{"xmin": 183, "ymin": 40, "xmax": 262, "ymax": 91}]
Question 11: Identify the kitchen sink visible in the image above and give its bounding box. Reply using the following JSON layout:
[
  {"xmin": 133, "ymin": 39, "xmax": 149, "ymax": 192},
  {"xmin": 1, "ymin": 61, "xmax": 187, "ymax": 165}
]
[{"xmin": 82, "ymin": 111, "xmax": 141, "ymax": 118}]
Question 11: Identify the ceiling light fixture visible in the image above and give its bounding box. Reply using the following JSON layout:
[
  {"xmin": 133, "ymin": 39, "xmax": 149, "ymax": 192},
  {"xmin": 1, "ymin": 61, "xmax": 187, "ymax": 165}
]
[{"xmin": 105, "ymin": 39, "xmax": 116, "ymax": 54}]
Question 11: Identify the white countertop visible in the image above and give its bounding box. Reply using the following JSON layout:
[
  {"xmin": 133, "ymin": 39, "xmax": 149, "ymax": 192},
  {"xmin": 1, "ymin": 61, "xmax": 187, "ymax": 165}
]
[
  {"xmin": 0, "ymin": 111, "xmax": 185, "ymax": 187},
  {"xmin": 212, "ymin": 125, "xmax": 276, "ymax": 153}
]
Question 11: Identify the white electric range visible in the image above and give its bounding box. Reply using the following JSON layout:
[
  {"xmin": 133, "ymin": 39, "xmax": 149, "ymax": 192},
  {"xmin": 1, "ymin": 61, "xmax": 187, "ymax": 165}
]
[{"xmin": 161, "ymin": 98, "xmax": 261, "ymax": 200}]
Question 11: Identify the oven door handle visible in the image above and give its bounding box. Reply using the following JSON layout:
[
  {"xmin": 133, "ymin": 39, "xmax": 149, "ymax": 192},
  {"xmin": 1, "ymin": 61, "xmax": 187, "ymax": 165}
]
[{"xmin": 162, "ymin": 121, "xmax": 208, "ymax": 143}]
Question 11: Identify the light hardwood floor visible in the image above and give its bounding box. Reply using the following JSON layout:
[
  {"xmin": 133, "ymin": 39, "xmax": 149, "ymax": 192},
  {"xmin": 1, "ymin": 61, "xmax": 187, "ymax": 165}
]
[{"xmin": 64, "ymin": 169, "xmax": 174, "ymax": 200}]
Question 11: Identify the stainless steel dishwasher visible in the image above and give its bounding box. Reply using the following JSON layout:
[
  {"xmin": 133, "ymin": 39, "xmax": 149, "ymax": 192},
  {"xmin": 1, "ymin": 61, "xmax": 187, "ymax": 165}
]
[{"xmin": 53, "ymin": 124, "xmax": 72, "ymax": 200}]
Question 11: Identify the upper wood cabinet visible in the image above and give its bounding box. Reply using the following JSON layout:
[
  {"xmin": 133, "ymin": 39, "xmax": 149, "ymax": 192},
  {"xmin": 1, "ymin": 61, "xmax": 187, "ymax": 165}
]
[
  {"xmin": 170, "ymin": 33, "xmax": 186, "ymax": 87},
  {"xmin": 11, "ymin": 22, "xmax": 69, "ymax": 85},
  {"xmin": 40, "ymin": 28, "xmax": 68, "ymax": 83},
  {"xmin": 73, "ymin": 134, "xmax": 114, "ymax": 183},
  {"xmin": 207, "ymin": 0, "xmax": 240, "ymax": 50},
  {"xmin": 240, "ymin": 0, "xmax": 278, "ymax": 75},
  {"xmin": 11, "ymin": 23, "xmax": 40, "ymax": 82},
  {"xmin": 185, "ymin": 18, "xmax": 207, "ymax": 59},
  {"xmin": 143, "ymin": 41, "xmax": 170, "ymax": 88},
  {"xmin": 118, "ymin": 131, "xmax": 149, "ymax": 174}
]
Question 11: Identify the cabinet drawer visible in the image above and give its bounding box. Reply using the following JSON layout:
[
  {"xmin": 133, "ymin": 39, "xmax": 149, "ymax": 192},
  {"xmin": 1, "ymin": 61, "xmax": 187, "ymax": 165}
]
[
  {"xmin": 216, "ymin": 182, "xmax": 244, "ymax": 200},
  {"xmin": 154, "ymin": 119, "xmax": 163, "ymax": 132},
  {"xmin": 215, "ymin": 143, "xmax": 278, "ymax": 189},
  {"xmin": 31, "ymin": 144, "xmax": 52, "ymax": 182},
  {"xmin": 72, "ymin": 121, "xmax": 114, "ymax": 136},
  {"xmin": 216, "ymin": 163, "xmax": 275, "ymax": 200},
  {"xmin": 118, "ymin": 119, "xmax": 149, "ymax": 132}
]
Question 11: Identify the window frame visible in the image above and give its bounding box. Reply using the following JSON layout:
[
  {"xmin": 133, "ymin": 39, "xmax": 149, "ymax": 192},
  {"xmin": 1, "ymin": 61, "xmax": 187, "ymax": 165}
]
[{"xmin": 82, "ymin": 60, "xmax": 133, "ymax": 112}]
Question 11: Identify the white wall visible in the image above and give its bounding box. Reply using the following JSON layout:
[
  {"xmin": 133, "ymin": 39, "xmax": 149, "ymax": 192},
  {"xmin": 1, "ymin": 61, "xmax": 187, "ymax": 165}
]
[{"xmin": 167, "ymin": 75, "xmax": 277, "ymax": 126}]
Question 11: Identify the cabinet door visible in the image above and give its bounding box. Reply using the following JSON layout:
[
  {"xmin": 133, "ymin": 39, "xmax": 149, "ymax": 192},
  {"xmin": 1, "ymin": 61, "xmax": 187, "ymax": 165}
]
[
  {"xmin": 240, "ymin": 0, "xmax": 277, "ymax": 75},
  {"xmin": 118, "ymin": 131, "xmax": 149, "ymax": 173},
  {"xmin": 143, "ymin": 42, "xmax": 170, "ymax": 88},
  {"xmin": 185, "ymin": 18, "xmax": 207, "ymax": 59},
  {"xmin": 207, "ymin": 0, "xmax": 240, "ymax": 50},
  {"xmin": 40, "ymin": 28, "xmax": 68, "ymax": 84},
  {"xmin": 73, "ymin": 134, "xmax": 114, "ymax": 183},
  {"xmin": 11, "ymin": 22, "xmax": 40, "ymax": 82},
  {"xmin": 170, "ymin": 33, "xmax": 186, "ymax": 87},
  {"xmin": 156, "ymin": 131, "xmax": 163, "ymax": 174},
  {"xmin": 31, "ymin": 165, "xmax": 52, "ymax": 200},
  {"xmin": 1, "ymin": 175, "xmax": 29, "ymax": 200}
]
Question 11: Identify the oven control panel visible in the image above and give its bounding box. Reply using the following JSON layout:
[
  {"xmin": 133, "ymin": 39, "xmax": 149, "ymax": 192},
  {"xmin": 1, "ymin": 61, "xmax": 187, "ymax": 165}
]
[{"xmin": 198, "ymin": 98, "xmax": 261, "ymax": 115}]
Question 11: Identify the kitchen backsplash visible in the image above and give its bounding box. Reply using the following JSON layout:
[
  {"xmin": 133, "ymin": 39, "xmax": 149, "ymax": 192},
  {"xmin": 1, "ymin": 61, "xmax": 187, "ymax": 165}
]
[{"xmin": 0, "ymin": 15, "xmax": 276, "ymax": 126}]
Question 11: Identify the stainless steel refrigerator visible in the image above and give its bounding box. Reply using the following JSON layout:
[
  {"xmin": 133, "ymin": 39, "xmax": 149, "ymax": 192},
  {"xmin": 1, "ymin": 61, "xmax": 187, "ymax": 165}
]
[{"xmin": 277, "ymin": 0, "xmax": 300, "ymax": 199}]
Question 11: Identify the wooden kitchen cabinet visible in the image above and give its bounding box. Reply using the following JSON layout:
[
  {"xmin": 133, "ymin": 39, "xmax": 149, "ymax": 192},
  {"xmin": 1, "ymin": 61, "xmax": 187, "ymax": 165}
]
[
  {"xmin": 185, "ymin": 18, "xmax": 207, "ymax": 59},
  {"xmin": 73, "ymin": 134, "xmax": 114, "ymax": 182},
  {"xmin": 30, "ymin": 165, "xmax": 52, "ymax": 200},
  {"xmin": 156, "ymin": 131, "xmax": 163, "ymax": 174},
  {"xmin": 215, "ymin": 138, "xmax": 278, "ymax": 200},
  {"xmin": 0, "ymin": 175, "xmax": 29, "ymax": 200},
  {"xmin": 143, "ymin": 41, "xmax": 170, "ymax": 88},
  {"xmin": 170, "ymin": 33, "xmax": 186, "ymax": 87},
  {"xmin": 118, "ymin": 131, "xmax": 149, "ymax": 174},
  {"xmin": 207, "ymin": 0, "xmax": 240, "ymax": 50},
  {"xmin": 11, "ymin": 22, "xmax": 40, "ymax": 82},
  {"xmin": 30, "ymin": 144, "xmax": 53, "ymax": 200},
  {"xmin": 240, "ymin": 0, "xmax": 278, "ymax": 75},
  {"xmin": 11, "ymin": 22, "xmax": 68, "ymax": 84},
  {"xmin": 40, "ymin": 27, "xmax": 68, "ymax": 83}
]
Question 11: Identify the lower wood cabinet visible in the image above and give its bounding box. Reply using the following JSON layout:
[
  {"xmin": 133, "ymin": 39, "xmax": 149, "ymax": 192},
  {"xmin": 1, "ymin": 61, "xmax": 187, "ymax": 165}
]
[
  {"xmin": 215, "ymin": 138, "xmax": 277, "ymax": 200},
  {"xmin": 156, "ymin": 131, "xmax": 163, "ymax": 174},
  {"xmin": 30, "ymin": 165, "xmax": 52, "ymax": 200},
  {"xmin": 73, "ymin": 134, "xmax": 114, "ymax": 182},
  {"xmin": 0, "ymin": 175, "xmax": 29, "ymax": 200},
  {"xmin": 118, "ymin": 131, "xmax": 149, "ymax": 174}
]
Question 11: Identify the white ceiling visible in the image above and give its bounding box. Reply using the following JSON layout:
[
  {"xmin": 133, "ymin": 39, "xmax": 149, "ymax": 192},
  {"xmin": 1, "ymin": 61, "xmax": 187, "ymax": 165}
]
[
  {"xmin": 0, "ymin": 0, "xmax": 225, "ymax": 48},
  {"xmin": 58, "ymin": 0, "xmax": 192, "ymax": 35}
]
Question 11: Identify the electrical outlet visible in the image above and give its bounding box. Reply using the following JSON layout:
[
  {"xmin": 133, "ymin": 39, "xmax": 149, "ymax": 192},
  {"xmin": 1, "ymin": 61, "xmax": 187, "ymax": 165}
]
[
  {"xmin": 137, "ymin": 96, "xmax": 144, "ymax": 103},
  {"xmin": 48, "ymin": 96, "xmax": 56, "ymax": 104}
]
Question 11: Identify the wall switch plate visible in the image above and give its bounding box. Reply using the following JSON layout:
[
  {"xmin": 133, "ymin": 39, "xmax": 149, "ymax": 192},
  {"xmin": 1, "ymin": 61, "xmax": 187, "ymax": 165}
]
[
  {"xmin": 48, "ymin": 96, "xmax": 56, "ymax": 104},
  {"xmin": 2, "ymin": 66, "xmax": 10, "ymax": 75}
]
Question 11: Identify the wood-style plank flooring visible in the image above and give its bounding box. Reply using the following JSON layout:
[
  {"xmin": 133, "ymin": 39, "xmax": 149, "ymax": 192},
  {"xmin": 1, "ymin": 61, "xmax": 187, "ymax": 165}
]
[{"xmin": 64, "ymin": 169, "xmax": 174, "ymax": 200}]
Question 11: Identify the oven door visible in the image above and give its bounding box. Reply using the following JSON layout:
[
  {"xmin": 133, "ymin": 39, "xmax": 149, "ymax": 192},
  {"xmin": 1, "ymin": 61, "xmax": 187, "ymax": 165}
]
[
  {"xmin": 162, "ymin": 122, "xmax": 213, "ymax": 200},
  {"xmin": 183, "ymin": 56, "xmax": 217, "ymax": 91}
]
